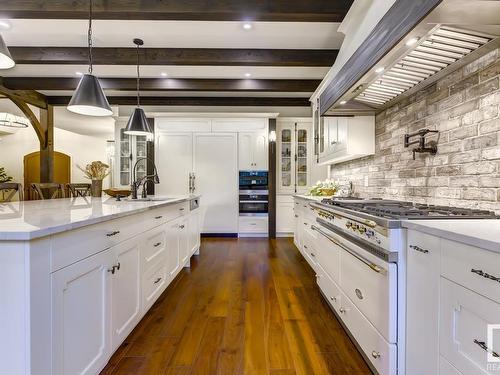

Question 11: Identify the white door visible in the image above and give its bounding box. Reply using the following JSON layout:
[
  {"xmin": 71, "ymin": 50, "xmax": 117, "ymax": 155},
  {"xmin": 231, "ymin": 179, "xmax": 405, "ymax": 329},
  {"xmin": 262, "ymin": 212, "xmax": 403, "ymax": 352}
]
[
  {"xmin": 156, "ymin": 132, "xmax": 193, "ymax": 195},
  {"xmin": 166, "ymin": 219, "xmax": 180, "ymax": 277},
  {"xmin": 188, "ymin": 210, "xmax": 200, "ymax": 255},
  {"xmin": 52, "ymin": 250, "xmax": 113, "ymax": 375},
  {"xmin": 179, "ymin": 216, "xmax": 190, "ymax": 266},
  {"xmin": 194, "ymin": 133, "xmax": 238, "ymax": 233},
  {"xmin": 253, "ymin": 131, "xmax": 268, "ymax": 170},
  {"xmin": 111, "ymin": 237, "xmax": 141, "ymax": 350},
  {"xmin": 238, "ymin": 132, "xmax": 254, "ymax": 170}
]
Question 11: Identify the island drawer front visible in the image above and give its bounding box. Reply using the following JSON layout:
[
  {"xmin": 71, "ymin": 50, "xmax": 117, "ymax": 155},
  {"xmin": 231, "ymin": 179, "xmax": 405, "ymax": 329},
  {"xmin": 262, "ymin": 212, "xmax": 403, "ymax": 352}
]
[
  {"xmin": 51, "ymin": 215, "xmax": 144, "ymax": 273},
  {"xmin": 441, "ymin": 239, "xmax": 500, "ymax": 304},
  {"xmin": 315, "ymin": 231, "xmax": 341, "ymax": 285},
  {"xmin": 239, "ymin": 216, "xmax": 268, "ymax": 232},
  {"xmin": 316, "ymin": 265, "xmax": 342, "ymax": 314},
  {"xmin": 142, "ymin": 263, "xmax": 168, "ymax": 312},
  {"xmin": 341, "ymin": 291, "xmax": 398, "ymax": 375},
  {"xmin": 142, "ymin": 227, "xmax": 167, "ymax": 273},
  {"xmin": 142, "ymin": 202, "xmax": 189, "ymax": 229},
  {"xmin": 440, "ymin": 277, "xmax": 500, "ymax": 375}
]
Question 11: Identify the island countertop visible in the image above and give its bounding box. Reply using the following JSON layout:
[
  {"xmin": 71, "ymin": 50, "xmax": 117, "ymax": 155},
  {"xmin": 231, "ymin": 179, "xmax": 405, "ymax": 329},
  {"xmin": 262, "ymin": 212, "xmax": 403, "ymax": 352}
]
[{"xmin": 0, "ymin": 195, "xmax": 200, "ymax": 241}]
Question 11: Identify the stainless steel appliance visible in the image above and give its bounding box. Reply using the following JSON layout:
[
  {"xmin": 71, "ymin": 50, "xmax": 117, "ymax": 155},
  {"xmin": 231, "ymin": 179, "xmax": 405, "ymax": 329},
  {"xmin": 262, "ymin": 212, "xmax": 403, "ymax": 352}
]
[{"xmin": 239, "ymin": 171, "xmax": 268, "ymax": 216}]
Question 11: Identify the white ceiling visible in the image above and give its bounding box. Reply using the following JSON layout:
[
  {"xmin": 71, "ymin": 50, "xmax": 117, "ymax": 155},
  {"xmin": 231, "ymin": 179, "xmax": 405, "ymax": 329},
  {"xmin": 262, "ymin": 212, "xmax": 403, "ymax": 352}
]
[
  {"xmin": 2, "ymin": 20, "xmax": 344, "ymax": 49},
  {"xmin": 53, "ymin": 107, "xmax": 115, "ymax": 137}
]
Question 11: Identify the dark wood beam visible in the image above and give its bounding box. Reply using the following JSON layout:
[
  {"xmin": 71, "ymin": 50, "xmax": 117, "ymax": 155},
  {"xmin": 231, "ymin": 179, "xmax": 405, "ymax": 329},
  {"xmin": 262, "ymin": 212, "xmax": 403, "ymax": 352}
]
[
  {"xmin": 320, "ymin": 0, "xmax": 442, "ymax": 114},
  {"xmin": 10, "ymin": 47, "xmax": 338, "ymax": 67},
  {"xmin": 0, "ymin": 0, "xmax": 353, "ymax": 22},
  {"xmin": 39, "ymin": 105, "xmax": 54, "ymax": 183},
  {"xmin": 47, "ymin": 96, "xmax": 311, "ymax": 107},
  {"xmin": 0, "ymin": 80, "xmax": 48, "ymax": 109},
  {"xmin": 5, "ymin": 77, "xmax": 319, "ymax": 93}
]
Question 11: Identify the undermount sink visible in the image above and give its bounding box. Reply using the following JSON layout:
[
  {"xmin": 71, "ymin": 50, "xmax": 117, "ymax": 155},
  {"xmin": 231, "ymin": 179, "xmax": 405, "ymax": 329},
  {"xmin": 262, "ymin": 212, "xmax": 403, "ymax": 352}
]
[{"xmin": 124, "ymin": 196, "xmax": 176, "ymax": 202}]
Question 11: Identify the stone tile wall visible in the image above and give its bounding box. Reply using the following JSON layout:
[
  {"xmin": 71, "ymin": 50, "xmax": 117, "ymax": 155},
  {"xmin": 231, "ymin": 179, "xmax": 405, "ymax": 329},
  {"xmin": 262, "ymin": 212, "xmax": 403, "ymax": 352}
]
[{"xmin": 330, "ymin": 48, "xmax": 500, "ymax": 213}]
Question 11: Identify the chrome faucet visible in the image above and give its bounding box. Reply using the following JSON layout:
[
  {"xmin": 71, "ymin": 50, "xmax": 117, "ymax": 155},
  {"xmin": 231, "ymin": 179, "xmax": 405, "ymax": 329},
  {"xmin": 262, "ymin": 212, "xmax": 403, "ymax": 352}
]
[{"xmin": 131, "ymin": 157, "xmax": 160, "ymax": 199}]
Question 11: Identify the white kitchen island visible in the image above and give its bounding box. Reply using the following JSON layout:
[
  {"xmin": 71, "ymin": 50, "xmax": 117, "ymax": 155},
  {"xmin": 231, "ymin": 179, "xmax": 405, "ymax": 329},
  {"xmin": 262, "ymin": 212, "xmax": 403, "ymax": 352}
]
[{"xmin": 0, "ymin": 195, "xmax": 201, "ymax": 375}]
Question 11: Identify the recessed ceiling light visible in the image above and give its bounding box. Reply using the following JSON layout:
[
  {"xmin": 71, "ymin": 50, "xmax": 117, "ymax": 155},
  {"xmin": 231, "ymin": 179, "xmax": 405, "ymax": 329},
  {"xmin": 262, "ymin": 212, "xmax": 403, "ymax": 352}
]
[
  {"xmin": 375, "ymin": 66, "xmax": 385, "ymax": 73},
  {"xmin": 406, "ymin": 37, "xmax": 419, "ymax": 46},
  {"xmin": 242, "ymin": 23, "xmax": 252, "ymax": 30},
  {"xmin": 245, "ymin": 73, "xmax": 252, "ymax": 78},
  {"xmin": 340, "ymin": 100, "xmax": 347, "ymax": 105},
  {"xmin": 0, "ymin": 20, "xmax": 11, "ymax": 30},
  {"xmin": 75, "ymin": 71, "xmax": 83, "ymax": 76},
  {"xmin": 161, "ymin": 72, "xmax": 168, "ymax": 77}
]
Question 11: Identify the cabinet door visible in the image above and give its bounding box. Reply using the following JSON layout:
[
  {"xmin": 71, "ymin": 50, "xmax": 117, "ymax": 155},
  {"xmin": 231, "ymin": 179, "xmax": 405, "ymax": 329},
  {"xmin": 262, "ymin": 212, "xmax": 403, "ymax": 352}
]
[
  {"xmin": 117, "ymin": 126, "xmax": 132, "ymax": 188},
  {"xmin": 238, "ymin": 132, "xmax": 254, "ymax": 170},
  {"xmin": 52, "ymin": 250, "xmax": 113, "ymax": 375},
  {"xmin": 166, "ymin": 219, "xmax": 180, "ymax": 278},
  {"xmin": 111, "ymin": 237, "xmax": 141, "ymax": 350},
  {"xmin": 296, "ymin": 124, "xmax": 310, "ymax": 190},
  {"xmin": 179, "ymin": 216, "xmax": 190, "ymax": 266},
  {"xmin": 156, "ymin": 132, "xmax": 193, "ymax": 195},
  {"xmin": 188, "ymin": 210, "xmax": 200, "ymax": 255},
  {"xmin": 406, "ymin": 230, "xmax": 441, "ymax": 375},
  {"xmin": 253, "ymin": 131, "xmax": 268, "ymax": 170},
  {"xmin": 278, "ymin": 125, "xmax": 294, "ymax": 193}
]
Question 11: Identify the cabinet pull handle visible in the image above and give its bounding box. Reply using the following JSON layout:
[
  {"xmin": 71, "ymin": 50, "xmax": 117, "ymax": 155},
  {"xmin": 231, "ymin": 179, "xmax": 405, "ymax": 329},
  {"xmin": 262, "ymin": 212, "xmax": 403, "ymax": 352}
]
[
  {"xmin": 303, "ymin": 245, "xmax": 308, "ymax": 249},
  {"xmin": 371, "ymin": 351, "xmax": 381, "ymax": 359},
  {"xmin": 304, "ymin": 222, "xmax": 308, "ymax": 226},
  {"xmin": 310, "ymin": 252, "xmax": 315, "ymax": 258},
  {"xmin": 107, "ymin": 266, "xmax": 116, "ymax": 274},
  {"xmin": 154, "ymin": 242, "xmax": 162, "ymax": 247},
  {"xmin": 410, "ymin": 245, "xmax": 429, "ymax": 254},
  {"xmin": 471, "ymin": 269, "xmax": 500, "ymax": 283},
  {"xmin": 155, "ymin": 215, "xmax": 163, "ymax": 219},
  {"xmin": 339, "ymin": 307, "xmax": 346, "ymax": 314},
  {"xmin": 116, "ymin": 262, "xmax": 121, "ymax": 271},
  {"xmin": 154, "ymin": 277, "xmax": 162, "ymax": 284},
  {"xmin": 106, "ymin": 230, "xmax": 120, "ymax": 237},
  {"xmin": 473, "ymin": 339, "xmax": 499, "ymax": 358},
  {"xmin": 179, "ymin": 208, "xmax": 185, "ymax": 211},
  {"xmin": 180, "ymin": 225, "xmax": 185, "ymax": 229},
  {"xmin": 294, "ymin": 215, "xmax": 298, "ymax": 218}
]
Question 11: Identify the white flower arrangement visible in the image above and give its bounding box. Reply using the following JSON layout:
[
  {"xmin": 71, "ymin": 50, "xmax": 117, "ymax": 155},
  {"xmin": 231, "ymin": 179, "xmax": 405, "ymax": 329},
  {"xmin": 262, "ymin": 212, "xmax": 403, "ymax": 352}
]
[{"xmin": 308, "ymin": 179, "xmax": 339, "ymax": 196}]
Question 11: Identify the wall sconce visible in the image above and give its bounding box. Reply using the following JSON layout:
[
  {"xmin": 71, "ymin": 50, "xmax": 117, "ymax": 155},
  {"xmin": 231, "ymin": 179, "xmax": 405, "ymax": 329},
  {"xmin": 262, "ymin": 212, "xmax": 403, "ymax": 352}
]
[{"xmin": 269, "ymin": 130, "xmax": 277, "ymax": 142}]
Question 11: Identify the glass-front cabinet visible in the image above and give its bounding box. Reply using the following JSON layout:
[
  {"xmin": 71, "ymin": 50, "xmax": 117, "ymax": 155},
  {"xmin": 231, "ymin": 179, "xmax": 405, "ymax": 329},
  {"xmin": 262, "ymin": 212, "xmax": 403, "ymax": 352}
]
[
  {"xmin": 115, "ymin": 120, "xmax": 151, "ymax": 188},
  {"xmin": 277, "ymin": 121, "xmax": 312, "ymax": 193}
]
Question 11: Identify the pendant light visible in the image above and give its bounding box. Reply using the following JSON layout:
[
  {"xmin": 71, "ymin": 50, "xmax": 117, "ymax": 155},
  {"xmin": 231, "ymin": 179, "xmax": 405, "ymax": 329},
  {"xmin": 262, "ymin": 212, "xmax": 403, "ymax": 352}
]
[
  {"xmin": 67, "ymin": 0, "xmax": 112, "ymax": 116},
  {"xmin": 124, "ymin": 38, "xmax": 152, "ymax": 136},
  {"xmin": 0, "ymin": 35, "xmax": 15, "ymax": 69}
]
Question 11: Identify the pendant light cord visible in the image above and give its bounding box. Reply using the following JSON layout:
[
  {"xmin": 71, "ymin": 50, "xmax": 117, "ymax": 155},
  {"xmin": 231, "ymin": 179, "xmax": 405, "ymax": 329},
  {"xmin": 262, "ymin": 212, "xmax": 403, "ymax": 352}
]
[
  {"xmin": 136, "ymin": 43, "xmax": 141, "ymax": 107},
  {"xmin": 88, "ymin": 0, "xmax": 93, "ymax": 74}
]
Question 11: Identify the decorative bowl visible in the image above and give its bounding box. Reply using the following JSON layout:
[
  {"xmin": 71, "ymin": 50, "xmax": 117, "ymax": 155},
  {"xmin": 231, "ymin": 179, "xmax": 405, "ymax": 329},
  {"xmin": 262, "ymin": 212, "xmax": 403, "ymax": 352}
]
[
  {"xmin": 320, "ymin": 188, "xmax": 337, "ymax": 196},
  {"xmin": 103, "ymin": 188, "xmax": 131, "ymax": 198}
]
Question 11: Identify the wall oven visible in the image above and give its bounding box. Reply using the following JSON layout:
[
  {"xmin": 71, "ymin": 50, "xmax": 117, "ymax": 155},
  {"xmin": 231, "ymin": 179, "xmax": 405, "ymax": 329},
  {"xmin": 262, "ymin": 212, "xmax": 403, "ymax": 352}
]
[{"xmin": 239, "ymin": 171, "xmax": 268, "ymax": 216}]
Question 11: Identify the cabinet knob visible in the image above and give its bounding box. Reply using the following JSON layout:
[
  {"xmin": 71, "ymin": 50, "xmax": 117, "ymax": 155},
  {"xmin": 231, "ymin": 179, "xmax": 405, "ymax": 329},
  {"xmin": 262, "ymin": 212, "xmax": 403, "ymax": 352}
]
[
  {"xmin": 154, "ymin": 242, "xmax": 162, "ymax": 247},
  {"xmin": 310, "ymin": 252, "xmax": 315, "ymax": 258},
  {"xmin": 371, "ymin": 351, "xmax": 381, "ymax": 359},
  {"xmin": 179, "ymin": 208, "xmax": 185, "ymax": 211},
  {"xmin": 339, "ymin": 307, "xmax": 346, "ymax": 314},
  {"xmin": 180, "ymin": 225, "xmax": 185, "ymax": 229},
  {"xmin": 155, "ymin": 215, "xmax": 163, "ymax": 219},
  {"xmin": 154, "ymin": 277, "xmax": 162, "ymax": 284},
  {"xmin": 410, "ymin": 245, "xmax": 429, "ymax": 254},
  {"xmin": 106, "ymin": 230, "xmax": 120, "ymax": 237}
]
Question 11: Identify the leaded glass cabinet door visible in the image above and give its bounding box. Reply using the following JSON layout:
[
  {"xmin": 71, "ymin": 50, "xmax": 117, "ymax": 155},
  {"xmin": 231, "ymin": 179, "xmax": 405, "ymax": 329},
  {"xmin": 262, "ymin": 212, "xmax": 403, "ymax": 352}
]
[
  {"xmin": 119, "ymin": 128, "xmax": 132, "ymax": 187},
  {"xmin": 134, "ymin": 135, "xmax": 148, "ymax": 182},
  {"xmin": 279, "ymin": 125, "xmax": 294, "ymax": 192},
  {"xmin": 296, "ymin": 126, "xmax": 308, "ymax": 190}
]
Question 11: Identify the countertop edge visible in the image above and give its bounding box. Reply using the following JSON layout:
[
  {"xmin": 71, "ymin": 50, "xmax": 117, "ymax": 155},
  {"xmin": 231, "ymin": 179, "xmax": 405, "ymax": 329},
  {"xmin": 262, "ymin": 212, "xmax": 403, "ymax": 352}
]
[
  {"xmin": 402, "ymin": 221, "xmax": 500, "ymax": 254},
  {"xmin": 0, "ymin": 195, "xmax": 200, "ymax": 242}
]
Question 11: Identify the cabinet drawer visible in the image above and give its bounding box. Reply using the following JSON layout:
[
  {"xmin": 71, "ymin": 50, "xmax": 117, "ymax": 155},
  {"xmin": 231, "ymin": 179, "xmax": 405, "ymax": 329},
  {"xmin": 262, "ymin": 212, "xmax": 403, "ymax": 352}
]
[
  {"xmin": 142, "ymin": 263, "xmax": 168, "ymax": 312},
  {"xmin": 441, "ymin": 239, "xmax": 500, "ymax": 304},
  {"xmin": 142, "ymin": 227, "xmax": 167, "ymax": 273},
  {"xmin": 239, "ymin": 216, "xmax": 268, "ymax": 233},
  {"xmin": 316, "ymin": 265, "xmax": 342, "ymax": 314},
  {"xmin": 341, "ymin": 292, "xmax": 397, "ymax": 375},
  {"xmin": 440, "ymin": 277, "xmax": 500, "ymax": 375},
  {"xmin": 143, "ymin": 202, "xmax": 189, "ymax": 228},
  {"xmin": 51, "ymin": 215, "xmax": 144, "ymax": 272},
  {"xmin": 314, "ymin": 230, "xmax": 341, "ymax": 285},
  {"xmin": 341, "ymin": 245, "xmax": 397, "ymax": 343}
]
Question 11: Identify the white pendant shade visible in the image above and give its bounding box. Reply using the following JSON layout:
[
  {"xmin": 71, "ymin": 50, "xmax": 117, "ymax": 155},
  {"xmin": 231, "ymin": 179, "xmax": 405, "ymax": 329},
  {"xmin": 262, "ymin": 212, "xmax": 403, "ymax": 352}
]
[{"xmin": 0, "ymin": 35, "xmax": 15, "ymax": 69}]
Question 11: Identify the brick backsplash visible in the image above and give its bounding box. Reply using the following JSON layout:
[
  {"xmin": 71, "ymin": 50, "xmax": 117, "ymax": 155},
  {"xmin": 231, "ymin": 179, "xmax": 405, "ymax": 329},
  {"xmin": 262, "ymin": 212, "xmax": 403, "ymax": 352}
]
[{"xmin": 330, "ymin": 48, "xmax": 500, "ymax": 213}]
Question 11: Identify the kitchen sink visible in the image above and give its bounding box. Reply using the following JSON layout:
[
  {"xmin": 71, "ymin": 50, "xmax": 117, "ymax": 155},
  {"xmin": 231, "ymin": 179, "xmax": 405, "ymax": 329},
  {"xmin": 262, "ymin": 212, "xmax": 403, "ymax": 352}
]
[{"xmin": 123, "ymin": 196, "xmax": 176, "ymax": 202}]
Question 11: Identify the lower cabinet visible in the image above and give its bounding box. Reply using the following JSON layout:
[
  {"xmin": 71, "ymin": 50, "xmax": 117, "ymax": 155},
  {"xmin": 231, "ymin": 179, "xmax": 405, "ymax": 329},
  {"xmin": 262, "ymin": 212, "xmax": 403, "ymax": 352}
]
[{"xmin": 51, "ymin": 206, "xmax": 201, "ymax": 375}]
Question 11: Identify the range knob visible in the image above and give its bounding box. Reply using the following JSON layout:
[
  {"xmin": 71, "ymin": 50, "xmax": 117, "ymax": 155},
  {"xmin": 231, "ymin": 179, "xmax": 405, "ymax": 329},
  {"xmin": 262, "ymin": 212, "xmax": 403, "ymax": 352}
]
[
  {"xmin": 358, "ymin": 226, "xmax": 366, "ymax": 234},
  {"xmin": 345, "ymin": 222, "xmax": 352, "ymax": 229}
]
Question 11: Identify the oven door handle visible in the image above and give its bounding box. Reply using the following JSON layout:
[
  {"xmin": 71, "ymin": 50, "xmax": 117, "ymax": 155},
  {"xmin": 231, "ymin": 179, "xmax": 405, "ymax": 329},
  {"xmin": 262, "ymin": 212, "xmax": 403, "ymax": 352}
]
[
  {"xmin": 239, "ymin": 200, "xmax": 268, "ymax": 203},
  {"xmin": 311, "ymin": 225, "xmax": 386, "ymax": 275}
]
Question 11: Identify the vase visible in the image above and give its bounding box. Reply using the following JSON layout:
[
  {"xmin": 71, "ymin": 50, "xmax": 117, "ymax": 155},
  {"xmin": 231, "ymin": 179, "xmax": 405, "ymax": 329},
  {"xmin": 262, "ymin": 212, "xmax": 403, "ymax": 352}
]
[{"xmin": 91, "ymin": 179, "xmax": 103, "ymax": 197}]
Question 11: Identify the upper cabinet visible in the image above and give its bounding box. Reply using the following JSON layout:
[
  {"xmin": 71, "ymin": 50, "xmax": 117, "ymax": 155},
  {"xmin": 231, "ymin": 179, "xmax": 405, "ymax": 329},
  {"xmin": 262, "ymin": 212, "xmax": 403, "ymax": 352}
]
[
  {"xmin": 238, "ymin": 131, "xmax": 268, "ymax": 170},
  {"xmin": 277, "ymin": 121, "xmax": 312, "ymax": 194},
  {"xmin": 315, "ymin": 115, "xmax": 375, "ymax": 165}
]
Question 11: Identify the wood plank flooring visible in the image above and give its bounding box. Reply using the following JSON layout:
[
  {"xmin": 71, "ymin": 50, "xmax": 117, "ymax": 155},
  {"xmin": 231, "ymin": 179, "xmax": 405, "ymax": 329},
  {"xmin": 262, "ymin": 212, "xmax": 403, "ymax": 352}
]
[{"xmin": 101, "ymin": 238, "xmax": 372, "ymax": 375}]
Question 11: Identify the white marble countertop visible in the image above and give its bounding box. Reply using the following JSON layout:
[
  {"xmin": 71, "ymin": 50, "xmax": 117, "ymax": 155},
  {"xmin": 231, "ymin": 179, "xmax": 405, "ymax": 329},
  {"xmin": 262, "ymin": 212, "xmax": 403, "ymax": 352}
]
[
  {"xmin": 0, "ymin": 195, "xmax": 199, "ymax": 241},
  {"xmin": 293, "ymin": 194, "xmax": 328, "ymax": 201},
  {"xmin": 403, "ymin": 220, "xmax": 500, "ymax": 253}
]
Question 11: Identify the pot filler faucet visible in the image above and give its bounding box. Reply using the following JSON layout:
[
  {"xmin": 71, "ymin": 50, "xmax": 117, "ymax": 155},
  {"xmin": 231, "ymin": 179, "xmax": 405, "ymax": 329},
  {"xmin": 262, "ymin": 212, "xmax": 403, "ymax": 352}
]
[
  {"xmin": 131, "ymin": 157, "xmax": 160, "ymax": 199},
  {"xmin": 404, "ymin": 128, "xmax": 439, "ymax": 160}
]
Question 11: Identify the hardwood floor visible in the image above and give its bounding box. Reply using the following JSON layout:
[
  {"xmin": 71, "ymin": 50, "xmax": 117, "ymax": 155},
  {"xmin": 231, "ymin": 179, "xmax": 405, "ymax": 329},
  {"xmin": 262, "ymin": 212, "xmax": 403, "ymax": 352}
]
[{"xmin": 101, "ymin": 238, "xmax": 372, "ymax": 375}]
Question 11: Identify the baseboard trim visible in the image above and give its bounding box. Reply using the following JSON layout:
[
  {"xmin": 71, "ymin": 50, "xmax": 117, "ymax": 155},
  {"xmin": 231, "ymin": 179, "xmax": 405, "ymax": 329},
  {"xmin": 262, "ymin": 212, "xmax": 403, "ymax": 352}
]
[{"xmin": 201, "ymin": 233, "xmax": 238, "ymax": 238}]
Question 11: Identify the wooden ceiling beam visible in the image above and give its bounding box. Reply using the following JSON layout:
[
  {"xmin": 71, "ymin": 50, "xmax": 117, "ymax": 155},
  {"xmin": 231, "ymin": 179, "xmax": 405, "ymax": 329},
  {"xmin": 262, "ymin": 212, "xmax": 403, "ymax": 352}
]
[
  {"xmin": 4, "ymin": 77, "xmax": 320, "ymax": 92},
  {"xmin": 0, "ymin": 0, "xmax": 353, "ymax": 22},
  {"xmin": 0, "ymin": 80, "xmax": 48, "ymax": 109},
  {"xmin": 47, "ymin": 96, "xmax": 311, "ymax": 107},
  {"xmin": 9, "ymin": 47, "xmax": 338, "ymax": 67}
]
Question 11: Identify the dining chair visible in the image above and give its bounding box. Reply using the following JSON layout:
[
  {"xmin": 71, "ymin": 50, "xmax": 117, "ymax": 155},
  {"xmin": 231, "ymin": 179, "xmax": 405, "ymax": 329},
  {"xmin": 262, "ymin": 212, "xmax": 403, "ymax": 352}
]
[
  {"xmin": 67, "ymin": 183, "xmax": 92, "ymax": 197},
  {"xmin": 0, "ymin": 183, "xmax": 23, "ymax": 202},
  {"xmin": 30, "ymin": 183, "xmax": 65, "ymax": 200}
]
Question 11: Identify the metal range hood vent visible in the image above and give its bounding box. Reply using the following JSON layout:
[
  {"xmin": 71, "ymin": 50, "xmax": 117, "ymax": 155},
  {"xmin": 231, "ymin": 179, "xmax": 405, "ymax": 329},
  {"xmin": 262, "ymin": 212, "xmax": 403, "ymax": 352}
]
[{"xmin": 354, "ymin": 26, "xmax": 492, "ymax": 107}]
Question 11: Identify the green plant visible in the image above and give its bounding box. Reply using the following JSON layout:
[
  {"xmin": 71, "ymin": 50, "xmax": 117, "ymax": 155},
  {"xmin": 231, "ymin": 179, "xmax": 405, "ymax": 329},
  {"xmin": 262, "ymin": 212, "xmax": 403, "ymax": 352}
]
[{"xmin": 0, "ymin": 167, "xmax": 12, "ymax": 183}]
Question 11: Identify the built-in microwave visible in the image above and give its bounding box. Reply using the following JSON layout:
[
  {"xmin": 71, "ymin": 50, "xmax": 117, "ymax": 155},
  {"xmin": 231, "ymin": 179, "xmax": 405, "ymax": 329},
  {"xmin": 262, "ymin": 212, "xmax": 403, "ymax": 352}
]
[
  {"xmin": 239, "ymin": 171, "xmax": 268, "ymax": 191},
  {"xmin": 239, "ymin": 190, "xmax": 268, "ymax": 216}
]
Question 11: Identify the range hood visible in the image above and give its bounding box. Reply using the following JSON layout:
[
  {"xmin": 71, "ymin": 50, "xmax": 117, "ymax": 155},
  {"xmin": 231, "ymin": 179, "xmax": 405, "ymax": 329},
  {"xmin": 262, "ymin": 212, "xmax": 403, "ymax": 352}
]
[{"xmin": 321, "ymin": 0, "xmax": 500, "ymax": 115}]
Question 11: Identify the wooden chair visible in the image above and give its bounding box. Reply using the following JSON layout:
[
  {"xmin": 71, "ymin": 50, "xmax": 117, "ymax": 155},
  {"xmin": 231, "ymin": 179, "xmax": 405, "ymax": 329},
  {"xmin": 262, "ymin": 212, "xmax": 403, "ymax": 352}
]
[
  {"xmin": 30, "ymin": 183, "xmax": 65, "ymax": 200},
  {"xmin": 0, "ymin": 183, "xmax": 23, "ymax": 202},
  {"xmin": 67, "ymin": 183, "xmax": 91, "ymax": 197}
]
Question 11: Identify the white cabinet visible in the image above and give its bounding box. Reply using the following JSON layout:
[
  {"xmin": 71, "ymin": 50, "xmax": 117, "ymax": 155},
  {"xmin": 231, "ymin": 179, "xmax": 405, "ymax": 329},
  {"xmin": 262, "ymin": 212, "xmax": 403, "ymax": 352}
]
[
  {"xmin": 238, "ymin": 131, "xmax": 268, "ymax": 170},
  {"xmin": 179, "ymin": 216, "xmax": 190, "ymax": 266},
  {"xmin": 276, "ymin": 195, "xmax": 294, "ymax": 235},
  {"xmin": 277, "ymin": 121, "xmax": 312, "ymax": 193},
  {"xmin": 51, "ymin": 250, "xmax": 113, "ymax": 375},
  {"xmin": 166, "ymin": 219, "xmax": 181, "ymax": 278},
  {"xmin": 188, "ymin": 210, "xmax": 200, "ymax": 255},
  {"xmin": 111, "ymin": 237, "xmax": 142, "ymax": 350},
  {"xmin": 318, "ymin": 116, "xmax": 375, "ymax": 165}
]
